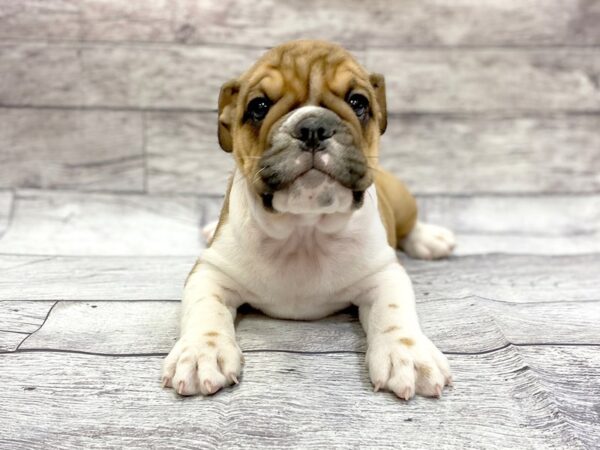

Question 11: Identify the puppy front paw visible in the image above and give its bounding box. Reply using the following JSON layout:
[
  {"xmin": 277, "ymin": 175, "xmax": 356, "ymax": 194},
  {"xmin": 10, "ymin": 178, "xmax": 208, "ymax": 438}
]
[
  {"xmin": 162, "ymin": 334, "xmax": 243, "ymax": 396},
  {"xmin": 400, "ymin": 222, "xmax": 456, "ymax": 260},
  {"xmin": 367, "ymin": 332, "xmax": 452, "ymax": 400}
]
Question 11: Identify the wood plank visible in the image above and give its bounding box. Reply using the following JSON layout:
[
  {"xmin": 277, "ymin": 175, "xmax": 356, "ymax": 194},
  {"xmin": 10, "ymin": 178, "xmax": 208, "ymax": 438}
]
[
  {"xmin": 0, "ymin": 42, "xmax": 264, "ymax": 110},
  {"xmin": 367, "ymin": 48, "xmax": 600, "ymax": 113},
  {"xmin": 145, "ymin": 111, "xmax": 234, "ymax": 195},
  {"xmin": 2, "ymin": 189, "xmax": 597, "ymax": 256},
  {"xmin": 0, "ymin": 108, "xmax": 144, "ymax": 191},
  {"xmin": 0, "ymin": 301, "xmax": 54, "ymax": 334},
  {"xmin": 0, "ymin": 331, "xmax": 25, "ymax": 352},
  {"xmin": 0, "ymin": 255, "xmax": 193, "ymax": 301},
  {"xmin": 0, "ymin": 254, "xmax": 598, "ymax": 303},
  {"xmin": 145, "ymin": 111, "xmax": 600, "ymax": 195},
  {"xmin": 0, "ymin": 301, "xmax": 54, "ymax": 351},
  {"xmin": 405, "ymin": 254, "xmax": 600, "ymax": 303},
  {"xmin": 1, "ymin": 0, "xmax": 599, "ymax": 47},
  {"xmin": 18, "ymin": 300, "xmax": 600, "ymax": 355},
  {"xmin": 417, "ymin": 194, "xmax": 600, "ymax": 256},
  {"xmin": 0, "ymin": 190, "xmax": 213, "ymax": 256},
  {"xmin": 381, "ymin": 113, "xmax": 600, "ymax": 194},
  {"xmin": 0, "ymin": 190, "xmax": 13, "ymax": 237},
  {"xmin": 3, "ymin": 43, "xmax": 599, "ymax": 113},
  {"xmin": 0, "ymin": 349, "xmax": 583, "ymax": 449},
  {"xmin": 519, "ymin": 346, "xmax": 600, "ymax": 449}
]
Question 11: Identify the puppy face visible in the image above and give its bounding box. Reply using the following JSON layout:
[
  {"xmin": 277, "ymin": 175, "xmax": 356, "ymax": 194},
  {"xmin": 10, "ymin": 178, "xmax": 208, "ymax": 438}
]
[{"xmin": 218, "ymin": 40, "xmax": 387, "ymax": 214}]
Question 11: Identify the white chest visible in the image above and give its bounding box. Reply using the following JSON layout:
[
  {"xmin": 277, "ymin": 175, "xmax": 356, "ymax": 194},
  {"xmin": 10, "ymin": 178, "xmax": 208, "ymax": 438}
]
[{"xmin": 202, "ymin": 173, "xmax": 396, "ymax": 319}]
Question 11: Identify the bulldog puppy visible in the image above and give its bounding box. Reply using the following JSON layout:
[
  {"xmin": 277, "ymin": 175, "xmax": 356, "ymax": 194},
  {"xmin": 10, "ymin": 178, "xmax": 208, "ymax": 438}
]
[{"xmin": 162, "ymin": 40, "xmax": 455, "ymax": 399}]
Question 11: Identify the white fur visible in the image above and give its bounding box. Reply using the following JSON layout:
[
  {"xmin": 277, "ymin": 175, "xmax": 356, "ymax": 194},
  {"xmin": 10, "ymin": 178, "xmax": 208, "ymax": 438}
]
[{"xmin": 163, "ymin": 169, "xmax": 453, "ymax": 398}]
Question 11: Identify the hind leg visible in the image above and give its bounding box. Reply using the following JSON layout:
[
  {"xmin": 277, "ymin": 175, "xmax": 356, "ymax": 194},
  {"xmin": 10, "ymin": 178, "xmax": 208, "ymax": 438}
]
[{"xmin": 400, "ymin": 222, "xmax": 456, "ymax": 260}]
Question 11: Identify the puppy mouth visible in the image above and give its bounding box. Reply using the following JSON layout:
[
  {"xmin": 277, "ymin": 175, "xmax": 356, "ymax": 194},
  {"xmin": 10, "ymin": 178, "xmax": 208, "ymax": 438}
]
[{"xmin": 260, "ymin": 165, "xmax": 367, "ymax": 213}]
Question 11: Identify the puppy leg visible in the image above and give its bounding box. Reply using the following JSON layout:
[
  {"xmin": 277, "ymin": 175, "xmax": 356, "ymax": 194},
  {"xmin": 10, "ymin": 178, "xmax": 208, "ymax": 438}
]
[
  {"xmin": 162, "ymin": 264, "xmax": 243, "ymax": 396},
  {"xmin": 358, "ymin": 264, "xmax": 452, "ymax": 399},
  {"xmin": 400, "ymin": 221, "xmax": 456, "ymax": 260}
]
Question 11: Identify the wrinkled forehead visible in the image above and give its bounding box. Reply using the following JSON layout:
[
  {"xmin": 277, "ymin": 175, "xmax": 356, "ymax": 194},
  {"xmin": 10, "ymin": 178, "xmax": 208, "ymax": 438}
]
[{"xmin": 239, "ymin": 43, "xmax": 372, "ymax": 103}]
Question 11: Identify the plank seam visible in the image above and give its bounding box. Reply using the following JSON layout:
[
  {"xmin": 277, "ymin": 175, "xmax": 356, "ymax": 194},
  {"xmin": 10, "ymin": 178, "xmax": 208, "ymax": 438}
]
[
  {"xmin": 15, "ymin": 301, "xmax": 58, "ymax": 350},
  {"xmin": 2, "ymin": 251, "xmax": 600, "ymax": 259},
  {"xmin": 4, "ymin": 342, "xmax": 600, "ymax": 358},
  {"xmin": 2, "ymin": 103, "xmax": 600, "ymax": 117},
  {"xmin": 3, "ymin": 38, "xmax": 600, "ymax": 50}
]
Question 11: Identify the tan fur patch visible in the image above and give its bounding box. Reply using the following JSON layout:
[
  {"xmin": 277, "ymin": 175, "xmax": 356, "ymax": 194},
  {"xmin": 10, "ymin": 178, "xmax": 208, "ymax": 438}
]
[
  {"xmin": 206, "ymin": 340, "xmax": 217, "ymax": 348},
  {"xmin": 204, "ymin": 331, "xmax": 219, "ymax": 337},
  {"xmin": 388, "ymin": 303, "xmax": 399, "ymax": 309},
  {"xmin": 399, "ymin": 337, "xmax": 415, "ymax": 347},
  {"xmin": 416, "ymin": 364, "xmax": 432, "ymax": 377}
]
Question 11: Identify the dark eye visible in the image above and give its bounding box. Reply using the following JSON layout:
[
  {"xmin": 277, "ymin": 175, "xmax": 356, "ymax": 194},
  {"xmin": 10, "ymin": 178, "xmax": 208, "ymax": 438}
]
[
  {"xmin": 347, "ymin": 93, "xmax": 369, "ymax": 119},
  {"xmin": 246, "ymin": 97, "xmax": 272, "ymax": 122}
]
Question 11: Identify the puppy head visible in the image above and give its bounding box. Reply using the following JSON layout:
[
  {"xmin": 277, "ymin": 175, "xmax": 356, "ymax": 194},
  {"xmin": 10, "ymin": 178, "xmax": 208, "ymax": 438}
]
[{"xmin": 218, "ymin": 40, "xmax": 387, "ymax": 214}]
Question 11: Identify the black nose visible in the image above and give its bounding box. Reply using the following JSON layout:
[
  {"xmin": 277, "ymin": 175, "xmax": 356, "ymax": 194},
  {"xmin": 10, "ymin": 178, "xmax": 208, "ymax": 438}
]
[{"xmin": 294, "ymin": 116, "xmax": 335, "ymax": 150}]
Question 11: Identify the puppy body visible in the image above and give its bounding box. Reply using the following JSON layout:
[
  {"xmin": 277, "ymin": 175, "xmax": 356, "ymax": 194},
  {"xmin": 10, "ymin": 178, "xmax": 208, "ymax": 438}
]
[{"xmin": 163, "ymin": 41, "xmax": 455, "ymax": 398}]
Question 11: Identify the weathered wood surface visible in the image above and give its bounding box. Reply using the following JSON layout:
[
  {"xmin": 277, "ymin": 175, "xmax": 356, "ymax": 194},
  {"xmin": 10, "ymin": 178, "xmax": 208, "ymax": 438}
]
[
  {"xmin": 18, "ymin": 299, "xmax": 600, "ymax": 354},
  {"xmin": 0, "ymin": 190, "xmax": 13, "ymax": 237},
  {"xmin": 1, "ymin": 254, "xmax": 598, "ymax": 303},
  {"xmin": 145, "ymin": 112, "xmax": 600, "ymax": 195},
  {"xmin": 520, "ymin": 346, "xmax": 600, "ymax": 449},
  {"xmin": 367, "ymin": 48, "xmax": 600, "ymax": 113},
  {"xmin": 0, "ymin": 301, "xmax": 54, "ymax": 333},
  {"xmin": 0, "ymin": 108, "xmax": 144, "ymax": 192},
  {"xmin": 0, "ymin": 190, "xmax": 209, "ymax": 256},
  {"xmin": 381, "ymin": 113, "xmax": 600, "ymax": 194},
  {"xmin": 2, "ymin": 44, "xmax": 599, "ymax": 113},
  {"xmin": 0, "ymin": 348, "xmax": 591, "ymax": 449},
  {"xmin": 1, "ymin": 0, "xmax": 599, "ymax": 47},
  {"xmin": 0, "ymin": 191, "xmax": 598, "ymax": 256},
  {"xmin": 145, "ymin": 111, "xmax": 234, "ymax": 195},
  {"xmin": 0, "ymin": 301, "xmax": 54, "ymax": 351}
]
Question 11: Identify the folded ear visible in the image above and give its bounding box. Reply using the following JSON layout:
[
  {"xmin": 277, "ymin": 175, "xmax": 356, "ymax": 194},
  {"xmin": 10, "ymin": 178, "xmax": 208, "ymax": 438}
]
[
  {"xmin": 369, "ymin": 73, "xmax": 387, "ymax": 135},
  {"xmin": 218, "ymin": 79, "xmax": 240, "ymax": 152}
]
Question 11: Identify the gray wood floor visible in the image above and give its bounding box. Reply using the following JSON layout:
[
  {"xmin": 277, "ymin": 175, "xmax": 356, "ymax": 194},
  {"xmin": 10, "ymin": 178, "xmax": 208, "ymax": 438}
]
[{"xmin": 1, "ymin": 1, "xmax": 599, "ymax": 449}]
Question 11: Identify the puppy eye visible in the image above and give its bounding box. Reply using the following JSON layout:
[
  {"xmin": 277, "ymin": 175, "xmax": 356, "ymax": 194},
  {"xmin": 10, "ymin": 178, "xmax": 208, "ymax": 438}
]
[
  {"xmin": 347, "ymin": 93, "xmax": 369, "ymax": 119},
  {"xmin": 246, "ymin": 96, "xmax": 272, "ymax": 122}
]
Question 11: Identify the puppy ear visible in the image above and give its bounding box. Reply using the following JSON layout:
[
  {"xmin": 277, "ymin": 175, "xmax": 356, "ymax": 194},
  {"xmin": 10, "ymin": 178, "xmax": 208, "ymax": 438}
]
[
  {"xmin": 218, "ymin": 79, "xmax": 240, "ymax": 152},
  {"xmin": 369, "ymin": 73, "xmax": 387, "ymax": 135}
]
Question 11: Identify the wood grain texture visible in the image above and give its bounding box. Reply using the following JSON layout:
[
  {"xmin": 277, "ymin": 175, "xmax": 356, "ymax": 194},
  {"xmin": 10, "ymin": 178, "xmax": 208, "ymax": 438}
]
[
  {"xmin": 1, "ymin": 254, "xmax": 598, "ymax": 303},
  {"xmin": 0, "ymin": 301, "xmax": 54, "ymax": 334},
  {"xmin": 18, "ymin": 299, "xmax": 600, "ymax": 354},
  {"xmin": 0, "ymin": 190, "xmax": 13, "ymax": 237},
  {"xmin": 0, "ymin": 255, "xmax": 194, "ymax": 301},
  {"xmin": 1, "ymin": 190, "xmax": 597, "ymax": 256},
  {"xmin": 145, "ymin": 111, "xmax": 234, "ymax": 195},
  {"xmin": 0, "ymin": 301, "xmax": 54, "ymax": 351},
  {"xmin": 381, "ymin": 113, "xmax": 600, "ymax": 194},
  {"xmin": 0, "ymin": 331, "xmax": 25, "ymax": 352},
  {"xmin": 417, "ymin": 194, "xmax": 600, "ymax": 255},
  {"xmin": 520, "ymin": 346, "xmax": 600, "ymax": 449},
  {"xmin": 0, "ymin": 190, "xmax": 210, "ymax": 256},
  {"xmin": 0, "ymin": 42, "xmax": 264, "ymax": 110},
  {"xmin": 144, "ymin": 112, "xmax": 600, "ymax": 195},
  {"xmin": 3, "ymin": 43, "xmax": 599, "ymax": 113},
  {"xmin": 0, "ymin": 108, "xmax": 144, "ymax": 191},
  {"xmin": 367, "ymin": 48, "xmax": 600, "ymax": 113},
  {"xmin": 0, "ymin": 348, "xmax": 587, "ymax": 449},
  {"xmin": 1, "ymin": 0, "xmax": 599, "ymax": 47}
]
